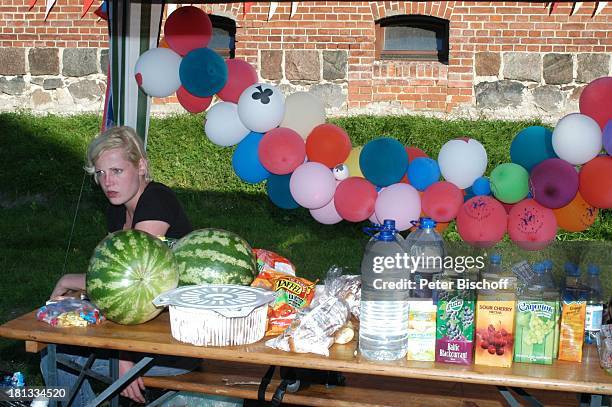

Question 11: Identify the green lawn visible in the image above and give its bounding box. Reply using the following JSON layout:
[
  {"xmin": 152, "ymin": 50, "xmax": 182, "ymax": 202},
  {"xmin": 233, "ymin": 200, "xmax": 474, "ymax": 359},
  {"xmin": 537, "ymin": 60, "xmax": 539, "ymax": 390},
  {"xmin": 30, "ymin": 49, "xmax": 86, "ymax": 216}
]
[{"xmin": 0, "ymin": 112, "xmax": 610, "ymax": 383}]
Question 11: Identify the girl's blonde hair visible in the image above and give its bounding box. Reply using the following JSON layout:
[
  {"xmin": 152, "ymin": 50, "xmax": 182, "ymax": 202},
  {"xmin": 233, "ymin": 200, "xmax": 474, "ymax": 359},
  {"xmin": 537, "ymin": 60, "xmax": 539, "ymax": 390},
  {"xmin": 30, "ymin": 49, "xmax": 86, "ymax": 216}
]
[{"xmin": 85, "ymin": 126, "xmax": 151, "ymax": 182}]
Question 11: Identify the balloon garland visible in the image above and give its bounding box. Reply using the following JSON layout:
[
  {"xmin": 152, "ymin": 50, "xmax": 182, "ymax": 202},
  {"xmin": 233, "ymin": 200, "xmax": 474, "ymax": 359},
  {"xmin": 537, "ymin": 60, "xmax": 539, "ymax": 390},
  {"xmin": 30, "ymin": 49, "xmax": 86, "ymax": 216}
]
[{"xmin": 135, "ymin": 7, "xmax": 612, "ymax": 251}]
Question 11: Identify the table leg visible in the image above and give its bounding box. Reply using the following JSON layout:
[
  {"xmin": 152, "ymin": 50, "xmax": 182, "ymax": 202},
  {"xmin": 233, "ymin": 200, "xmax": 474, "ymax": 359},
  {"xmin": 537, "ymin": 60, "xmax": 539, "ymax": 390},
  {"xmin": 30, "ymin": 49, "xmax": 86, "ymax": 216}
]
[
  {"xmin": 145, "ymin": 390, "xmax": 177, "ymax": 407},
  {"xmin": 46, "ymin": 344, "xmax": 57, "ymax": 407},
  {"xmin": 65, "ymin": 354, "xmax": 96, "ymax": 407},
  {"xmin": 497, "ymin": 386, "xmax": 521, "ymax": 407},
  {"xmin": 109, "ymin": 356, "xmax": 119, "ymax": 407}
]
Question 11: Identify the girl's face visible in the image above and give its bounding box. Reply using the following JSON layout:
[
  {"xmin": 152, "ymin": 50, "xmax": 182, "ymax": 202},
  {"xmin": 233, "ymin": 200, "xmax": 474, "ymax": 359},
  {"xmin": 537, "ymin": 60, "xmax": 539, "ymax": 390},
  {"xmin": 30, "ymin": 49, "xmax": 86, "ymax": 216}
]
[{"xmin": 94, "ymin": 148, "xmax": 146, "ymax": 207}]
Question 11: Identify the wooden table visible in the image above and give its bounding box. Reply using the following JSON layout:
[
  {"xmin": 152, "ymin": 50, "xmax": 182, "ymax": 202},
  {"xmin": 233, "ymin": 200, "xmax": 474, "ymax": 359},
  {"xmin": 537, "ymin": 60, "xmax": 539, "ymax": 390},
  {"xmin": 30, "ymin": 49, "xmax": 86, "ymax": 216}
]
[{"xmin": 1, "ymin": 311, "xmax": 610, "ymax": 406}]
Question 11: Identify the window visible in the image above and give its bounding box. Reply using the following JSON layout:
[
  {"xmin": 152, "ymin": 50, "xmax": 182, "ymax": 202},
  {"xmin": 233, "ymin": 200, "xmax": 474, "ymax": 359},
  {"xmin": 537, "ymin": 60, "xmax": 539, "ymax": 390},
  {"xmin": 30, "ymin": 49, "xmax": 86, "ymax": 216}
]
[
  {"xmin": 209, "ymin": 15, "xmax": 236, "ymax": 59},
  {"xmin": 375, "ymin": 15, "xmax": 449, "ymax": 64}
]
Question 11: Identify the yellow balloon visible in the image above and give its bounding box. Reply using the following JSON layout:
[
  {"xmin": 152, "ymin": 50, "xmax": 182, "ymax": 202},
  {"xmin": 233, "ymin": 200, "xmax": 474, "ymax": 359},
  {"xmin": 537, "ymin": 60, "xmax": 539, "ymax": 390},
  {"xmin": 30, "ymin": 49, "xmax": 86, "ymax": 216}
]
[{"xmin": 344, "ymin": 146, "xmax": 364, "ymax": 178}]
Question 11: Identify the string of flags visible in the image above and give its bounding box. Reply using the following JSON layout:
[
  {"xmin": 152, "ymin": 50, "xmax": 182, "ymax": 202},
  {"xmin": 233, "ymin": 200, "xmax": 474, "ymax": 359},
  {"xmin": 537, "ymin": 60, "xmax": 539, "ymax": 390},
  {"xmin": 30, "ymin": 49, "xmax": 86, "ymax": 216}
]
[{"xmin": 546, "ymin": 1, "xmax": 608, "ymax": 16}]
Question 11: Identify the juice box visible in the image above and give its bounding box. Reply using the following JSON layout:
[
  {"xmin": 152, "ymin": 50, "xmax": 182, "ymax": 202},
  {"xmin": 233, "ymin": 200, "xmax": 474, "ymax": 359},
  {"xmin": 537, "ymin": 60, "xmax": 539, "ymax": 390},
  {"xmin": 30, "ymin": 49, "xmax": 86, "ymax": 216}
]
[
  {"xmin": 558, "ymin": 297, "xmax": 586, "ymax": 362},
  {"xmin": 435, "ymin": 290, "xmax": 475, "ymax": 365},
  {"xmin": 474, "ymin": 292, "xmax": 516, "ymax": 367},
  {"xmin": 514, "ymin": 300, "xmax": 558, "ymax": 364},
  {"xmin": 406, "ymin": 300, "xmax": 437, "ymax": 361}
]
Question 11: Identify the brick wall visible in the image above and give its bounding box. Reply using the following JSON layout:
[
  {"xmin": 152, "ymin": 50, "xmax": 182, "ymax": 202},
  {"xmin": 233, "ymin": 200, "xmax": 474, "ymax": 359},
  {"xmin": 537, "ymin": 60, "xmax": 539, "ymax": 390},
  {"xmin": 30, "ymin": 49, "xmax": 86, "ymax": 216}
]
[{"xmin": 0, "ymin": 1, "xmax": 610, "ymax": 119}]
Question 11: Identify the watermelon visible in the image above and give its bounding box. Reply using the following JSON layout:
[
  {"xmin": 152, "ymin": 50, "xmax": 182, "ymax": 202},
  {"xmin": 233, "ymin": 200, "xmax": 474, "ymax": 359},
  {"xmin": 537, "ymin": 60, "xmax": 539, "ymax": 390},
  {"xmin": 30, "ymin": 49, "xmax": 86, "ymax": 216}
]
[
  {"xmin": 86, "ymin": 230, "xmax": 179, "ymax": 325},
  {"xmin": 173, "ymin": 228, "xmax": 257, "ymax": 286}
]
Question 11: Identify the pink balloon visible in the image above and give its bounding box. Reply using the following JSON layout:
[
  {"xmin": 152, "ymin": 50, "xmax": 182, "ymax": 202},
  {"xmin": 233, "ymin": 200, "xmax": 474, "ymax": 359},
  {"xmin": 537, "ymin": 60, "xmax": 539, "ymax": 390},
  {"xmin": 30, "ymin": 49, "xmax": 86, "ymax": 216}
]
[
  {"xmin": 334, "ymin": 177, "xmax": 377, "ymax": 222},
  {"xmin": 217, "ymin": 59, "xmax": 258, "ymax": 103},
  {"xmin": 508, "ymin": 199, "xmax": 557, "ymax": 251},
  {"xmin": 374, "ymin": 183, "xmax": 421, "ymax": 231},
  {"xmin": 421, "ymin": 181, "xmax": 463, "ymax": 222},
  {"xmin": 258, "ymin": 128, "xmax": 305, "ymax": 175},
  {"xmin": 310, "ymin": 182, "xmax": 342, "ymax": 225},
  {"xmin": 176, "ymin": 86, "xmax": 212, "ymax": 113},
  {"xmin": 456, "ymin": 196, "xmax": 507, "ymax": 248},
  {"xmin": 289, "ymin": 162, "xmax": 336, "ymax": 209}
]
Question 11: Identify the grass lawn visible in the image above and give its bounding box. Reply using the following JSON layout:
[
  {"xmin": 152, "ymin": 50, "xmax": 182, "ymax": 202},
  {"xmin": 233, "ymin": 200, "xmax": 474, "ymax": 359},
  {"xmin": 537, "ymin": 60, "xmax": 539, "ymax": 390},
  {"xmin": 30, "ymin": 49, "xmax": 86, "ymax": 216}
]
[{"xmin": 0, "ymin": 112, "xmax": 610, "ymax": 384}]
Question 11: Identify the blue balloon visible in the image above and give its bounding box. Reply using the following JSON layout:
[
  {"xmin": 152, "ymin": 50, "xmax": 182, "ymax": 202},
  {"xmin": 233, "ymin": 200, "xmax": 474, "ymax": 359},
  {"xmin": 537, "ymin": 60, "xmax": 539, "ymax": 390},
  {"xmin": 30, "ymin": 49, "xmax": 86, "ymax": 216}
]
[
  {"xmin": 179, "ymin": 47, "xmax": 228, "ymax": 97},
  {"xmin": 232, "ymin": 132, "xmax": 270, "ymax": 184},
  {"xmin": 510, "ymin": 126, "xmax": 557, "ymax": 172},
  {"xmin": 407, "ymin": 157, "xmax": 440, "ymax": 191},
  {"xmin": 266, "ymin": 174, "xmax": 299, "ymax": 209},
  {"xmin": 359, "ymin": 137, "xmax": 408, "ymax": 187},
  {"xmin": 471, "ymin": 176, "xmax": 491, "ymax": 196},
  {"xmin": 464, "ymin": 187, "xmax": 475, "ymax": 202}
]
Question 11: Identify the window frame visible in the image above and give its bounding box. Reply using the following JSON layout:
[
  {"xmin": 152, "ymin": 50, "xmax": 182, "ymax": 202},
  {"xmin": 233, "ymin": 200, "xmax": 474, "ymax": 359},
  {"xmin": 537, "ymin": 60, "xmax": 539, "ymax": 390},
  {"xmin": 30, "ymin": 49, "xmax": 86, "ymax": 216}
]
[
  {"xmin": 209, "ymin": 15, "xmax": 236, "ymax": 59},
  {"xmin": 375, "ymin": 15, "xmax": 449, "ymax": 64}
]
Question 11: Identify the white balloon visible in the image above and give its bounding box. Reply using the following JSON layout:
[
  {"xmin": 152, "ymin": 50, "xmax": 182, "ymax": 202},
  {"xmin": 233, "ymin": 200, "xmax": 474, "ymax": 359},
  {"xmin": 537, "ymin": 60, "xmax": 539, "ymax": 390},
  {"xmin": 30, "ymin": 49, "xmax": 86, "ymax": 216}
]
[
  {"xmin": 280, "ymin": 92, "xmax": 326, "ymax": 139},
  {"xmin": 333, "ymin": 164, "xmax": 350, "ymax": 180},
  {"xmin": 237, "ymin": 83, "xmax": 285, "ymax": 133},
  {"xmin": 204, "ymin": 102, "xmax": 250, "ymax": 147},
  {"xmin": 134, "ymin": 48, "xmax": 181, "ymax": 98},
  {"xmin": 552, "ymin": 113, "xmax": 602, "ymax": 165},
  {"xmin": 438, "ymin": 138, "xmax": 488, "ymax": 189}
]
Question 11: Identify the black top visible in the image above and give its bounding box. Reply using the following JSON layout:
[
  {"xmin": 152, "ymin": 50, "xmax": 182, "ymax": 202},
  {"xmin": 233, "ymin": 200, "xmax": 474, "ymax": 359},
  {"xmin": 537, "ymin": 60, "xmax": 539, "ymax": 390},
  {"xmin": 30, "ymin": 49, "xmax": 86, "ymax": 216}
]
[{"xmin": 106, "ymin": 182, "xmax": 192, "ymax": 239}]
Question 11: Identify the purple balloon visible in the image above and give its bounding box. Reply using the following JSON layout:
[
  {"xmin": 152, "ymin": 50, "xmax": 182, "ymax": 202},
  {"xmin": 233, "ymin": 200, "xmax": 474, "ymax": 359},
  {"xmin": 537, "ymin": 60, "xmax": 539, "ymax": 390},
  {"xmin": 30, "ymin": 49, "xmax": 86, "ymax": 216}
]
[
  {"xmin": 603, "ymin": 120, "xmax": 612, "ymax": 155},
  {"xmin": 529, "ymin": 158, "xmax": 578, "ymax": 209}
]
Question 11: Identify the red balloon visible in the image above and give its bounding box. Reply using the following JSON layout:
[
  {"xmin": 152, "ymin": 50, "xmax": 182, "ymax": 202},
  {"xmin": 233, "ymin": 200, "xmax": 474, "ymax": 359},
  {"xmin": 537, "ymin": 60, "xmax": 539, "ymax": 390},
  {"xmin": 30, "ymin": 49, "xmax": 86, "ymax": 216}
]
[
  {"xmin": 456, "ymin": 196, "xmax": 507, "ymax": 248},
  {"xmin": 579, "ymin": 76, "xmax": 612, "ymax": 130},
  {"xmin": 334, "ymin": 177, "xmax": 377, "ymax": 222},
  {"xmin": 405, "ymin": 146, "xmax": 428, "ymax": 163},
  {"xmin": 258, "ymin": 128, "xmax": 305, "ymax": 175},
  {"xmin": 176, "ymin": 86, "xmax": 212, "ymax": 113},
  {"xmin": 579, "ymin": 155, "xmax": 612, "ymax": 209},
  {"xmin": 164, "ymin": 6, "xmax": 212, "ymax": 56},
  {"xmin": 421, "ymin": 181, "xmax": 463, "ymax": 222},
  {"xmin": 508, "ymin": 199, "xmax": 557, "ymax": 251},
  {"xmin": 305, "ymin": 124, "xmax": 352, "ymax": 168},
  {"xmin": 217, "ymin": 59, "xmax": 258, "ymax": 103}
]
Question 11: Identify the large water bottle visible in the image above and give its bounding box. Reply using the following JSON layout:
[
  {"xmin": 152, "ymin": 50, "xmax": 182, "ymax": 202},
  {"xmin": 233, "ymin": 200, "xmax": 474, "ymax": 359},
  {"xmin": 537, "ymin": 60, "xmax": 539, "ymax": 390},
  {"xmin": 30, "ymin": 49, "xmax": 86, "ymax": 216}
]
[
  {"xmin": 564, "ymin": 262, "xmax": 580, "ymax": 289},
  {"xmin": 584, "ymin": 264, "xmax": 603, "ymax": 345},
  {"xmin": 359, "ymin": 219, "xmax": 410, "ymax": 361},
  {"xmin": 542, "ymin": 259, "xmax": 557, "ymax": 290}
]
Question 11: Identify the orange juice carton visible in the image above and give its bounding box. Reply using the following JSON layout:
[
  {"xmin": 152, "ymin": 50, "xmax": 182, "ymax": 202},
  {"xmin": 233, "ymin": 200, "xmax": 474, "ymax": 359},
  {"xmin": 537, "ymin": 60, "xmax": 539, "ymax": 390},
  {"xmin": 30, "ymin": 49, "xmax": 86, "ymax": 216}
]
[
  {"xmin": 558, "ymin": 287, "xmax": 587, "ymax": 362},
  {"xmin": 407, "ymin": 300, "xmax": 437, "ymax": 361},
  {"xmin": 475, "ymin": 291, "xmax": 516, "ymax": 367}
]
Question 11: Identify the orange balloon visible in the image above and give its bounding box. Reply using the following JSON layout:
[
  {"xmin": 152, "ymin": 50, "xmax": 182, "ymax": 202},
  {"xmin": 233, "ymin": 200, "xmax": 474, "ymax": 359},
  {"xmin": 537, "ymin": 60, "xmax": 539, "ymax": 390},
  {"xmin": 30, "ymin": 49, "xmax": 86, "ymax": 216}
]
[
  {"xmin": 305, "ymin": 124, "xmax": 352, "ymax": 168},
  {"xmin": 435, "ymin": 221, "xmax": 450, "ymax": 233},
  {"xmin": 553, "ymin": 191, "xmax": 598, "ymax": 232},
  {"xmin": 159, "ymin": 37, "xmax": 170, "ymax": 48},
  {"xmin": 579, "ymin": 156, "xmax": 612, "ymax": 209}
]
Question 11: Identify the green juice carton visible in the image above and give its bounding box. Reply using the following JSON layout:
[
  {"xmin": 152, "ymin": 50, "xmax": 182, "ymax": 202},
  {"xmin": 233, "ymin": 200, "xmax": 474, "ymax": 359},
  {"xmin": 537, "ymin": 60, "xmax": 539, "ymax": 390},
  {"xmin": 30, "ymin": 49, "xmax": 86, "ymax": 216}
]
[{"xmin": 513, "ymin": 299, "xmax": 558, "ymax": 364}]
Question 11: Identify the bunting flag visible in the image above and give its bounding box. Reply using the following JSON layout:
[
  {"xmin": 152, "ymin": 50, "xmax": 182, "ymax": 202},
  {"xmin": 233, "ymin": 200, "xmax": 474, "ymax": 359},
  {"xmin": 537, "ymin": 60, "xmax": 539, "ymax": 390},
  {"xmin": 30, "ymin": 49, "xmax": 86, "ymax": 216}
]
[
  {"xmin": 571, "ymin": 2, "xmax": 583, "ymax": 16},
  {"xmin": 27, "ymin": 0, "xmax": 37, "ymax": 10},
  {"xmin": 244, "ymin": 2, "xmax": 254, "ymax": 17},
  {"xmin": 107, "ymin": 0, "xmax": 164, "ymax": 144},
  {"xmin": 45, "ymin": 0, "xmax": 57, "ymax": 19},
  {"xmin": 268, "ymin": 2, "xmax": 278, "ymax": 20},
  {"xmin": 594, "ymin": 1, "xmax": 608, "ymax": 16},
  {"xmin": 290, "ymin": 2, "xmax": 299, "ymax": 18},
  {"xmin": 81, "ymin": 0, "xmax": 95, "ymax": 17},
  {"xmin": 94, "ymin": 0, "xmax": 108, "ymax": 20}
]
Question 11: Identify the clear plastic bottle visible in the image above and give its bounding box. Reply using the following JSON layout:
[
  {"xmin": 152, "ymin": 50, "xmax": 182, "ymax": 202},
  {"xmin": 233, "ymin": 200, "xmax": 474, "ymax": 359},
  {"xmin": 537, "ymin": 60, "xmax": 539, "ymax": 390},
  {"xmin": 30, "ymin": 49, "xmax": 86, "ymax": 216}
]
[
  {"xmin": 584, "ymin": 264, "xmax": 603, "ymax": 345},
  {"xmin": 359, "ymin": 219, "xmax": 410, "ymax": 361},
  {"xmin": 542, "ymin": 259, "xmax": 557, "ymax": 291},
  {"xmin": 564, "ymin": 262, "xmax": 580, "ymax": 289},
  {"xmin": 481, "ymin": 254, "xmax": 517, "ymax": 292}
]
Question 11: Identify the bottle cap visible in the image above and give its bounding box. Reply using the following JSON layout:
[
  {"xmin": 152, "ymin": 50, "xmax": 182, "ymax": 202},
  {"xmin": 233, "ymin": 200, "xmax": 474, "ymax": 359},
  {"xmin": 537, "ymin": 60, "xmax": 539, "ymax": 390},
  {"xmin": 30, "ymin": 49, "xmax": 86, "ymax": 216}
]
[
  {"xmin": 587, "ymin": 264, "xmax": 600, "ymax": 275},
  {"xmin": 377, "ymin": 219, "xmax": 397, "ymax": 241},
  {"xmin": 543, "ymin": 259, "xmax": 553, "ymax": 269},
  {"xmin": 564, "ymin": 262, "xmax": 579, "ymax": 277},
  {"xmin": 490, "ymin": 253, "xmax": 501, "ymax": 264},
  {"xmin": 532, "ymin": 262, "xmax": 545, "ymax": 274},
  {"xmin": 419, "ymin": 217, "xmax": 436, "ymax": 229}
]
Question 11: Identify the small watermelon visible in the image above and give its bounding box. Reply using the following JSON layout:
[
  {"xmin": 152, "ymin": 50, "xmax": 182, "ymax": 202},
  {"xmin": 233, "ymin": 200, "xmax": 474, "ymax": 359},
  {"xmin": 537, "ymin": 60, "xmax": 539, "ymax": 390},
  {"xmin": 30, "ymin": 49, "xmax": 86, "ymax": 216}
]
[
  {"xmin": 86, "ymin": 230, "xmax": 178, "ymax": 325},
  {"xmin": 173, "ymin": 228, "xmax": 257, "ymax": 286}
]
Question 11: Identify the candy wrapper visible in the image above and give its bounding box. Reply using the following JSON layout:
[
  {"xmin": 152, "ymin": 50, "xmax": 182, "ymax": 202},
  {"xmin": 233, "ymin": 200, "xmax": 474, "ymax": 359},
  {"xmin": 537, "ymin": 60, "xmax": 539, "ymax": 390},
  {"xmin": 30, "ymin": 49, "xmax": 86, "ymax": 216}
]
[
  {"xmin": 253, "ymin": 248, "xmax": 296, "ymax": 276},
  {"xmin": 597, "ymin": 325, "xmax": 612, "ymax": 373},
  {"xmin": 36, "ymin": 298, "xmax": 105, "ymax": 327}
]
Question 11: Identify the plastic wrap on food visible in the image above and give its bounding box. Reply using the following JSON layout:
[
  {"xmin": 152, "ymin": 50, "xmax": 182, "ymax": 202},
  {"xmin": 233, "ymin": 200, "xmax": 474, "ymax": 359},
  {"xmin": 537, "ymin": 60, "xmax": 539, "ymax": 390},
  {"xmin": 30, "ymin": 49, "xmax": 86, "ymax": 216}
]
[
  {"xmin": 36, "ymin": 298, "xmax": 104, "ymax": 327},
  {"xmin": 598, "ymin": 325, "xmax": 612, "ymax": 371},
  {"xmin": 321, "ymin": 266, "xmax": 361, "ymax": 321}
]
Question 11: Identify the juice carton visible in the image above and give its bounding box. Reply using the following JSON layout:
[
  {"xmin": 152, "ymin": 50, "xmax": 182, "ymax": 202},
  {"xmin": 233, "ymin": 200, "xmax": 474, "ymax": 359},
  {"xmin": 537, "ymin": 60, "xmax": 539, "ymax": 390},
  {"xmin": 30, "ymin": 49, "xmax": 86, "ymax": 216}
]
[
  {"xmin": 474, "ymin": 291, "xmax": 516, "ymax": 367},
  {"xmin": 435, "ymin": 290, "xmax": 475, "ymax": 365},
  {"xmin": 558, "ymin": 287, "xmax": 587, "ymax": 362},
  {"xmin": 514, "ymin": 300, "xmax": 558, "ymax": 364},
  {"xmin": 406, "ymin": 300, "xmax": 437, "ymax": 361}
]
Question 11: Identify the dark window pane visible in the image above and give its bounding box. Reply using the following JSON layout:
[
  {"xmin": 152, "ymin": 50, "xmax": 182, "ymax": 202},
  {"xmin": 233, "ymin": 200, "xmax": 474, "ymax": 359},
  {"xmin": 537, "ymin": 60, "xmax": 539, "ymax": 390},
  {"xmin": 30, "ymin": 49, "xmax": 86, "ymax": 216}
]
[
  {"xmin": 209, "ymin": 27, "xmax": 231, "ymax": 50},
  {"xmin": 384, "ymin": 26, "xmax": 440, "ymax": 51}
]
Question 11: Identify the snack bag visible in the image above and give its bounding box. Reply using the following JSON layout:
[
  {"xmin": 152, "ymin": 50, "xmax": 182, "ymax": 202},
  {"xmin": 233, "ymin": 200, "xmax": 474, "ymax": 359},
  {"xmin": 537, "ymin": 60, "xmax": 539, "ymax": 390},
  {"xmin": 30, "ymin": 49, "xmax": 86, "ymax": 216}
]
[
  {"xmin": 253, "ymin": 248, "xmax": 296, "ymax": 276},
  {"xmin": 36, "ymin": 298, "xmax": 105, "ymax": 327}
]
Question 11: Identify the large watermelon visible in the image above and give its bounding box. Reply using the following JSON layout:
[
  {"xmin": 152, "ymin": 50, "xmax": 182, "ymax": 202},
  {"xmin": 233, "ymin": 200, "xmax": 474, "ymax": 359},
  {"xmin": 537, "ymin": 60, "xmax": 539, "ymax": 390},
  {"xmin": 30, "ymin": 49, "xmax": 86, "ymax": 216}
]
[
  {"xmin": 173, "ymin": 228, "xmax": 257, "ymax": 286},
  {"xmin": 86, "ymin": 230, "xmax": 178, "ymax": 325}
]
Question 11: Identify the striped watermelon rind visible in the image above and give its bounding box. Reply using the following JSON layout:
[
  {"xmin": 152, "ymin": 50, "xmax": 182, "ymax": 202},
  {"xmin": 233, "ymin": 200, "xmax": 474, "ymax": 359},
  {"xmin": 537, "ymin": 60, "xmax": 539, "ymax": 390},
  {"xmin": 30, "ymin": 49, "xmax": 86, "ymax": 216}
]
[
  {"xmin": 87, "ymin": 230, "xmax": 179, "ymax": 325},
  {"xmin": 173, "ymin": 228, "xmax": 257, "ymax": 286}
]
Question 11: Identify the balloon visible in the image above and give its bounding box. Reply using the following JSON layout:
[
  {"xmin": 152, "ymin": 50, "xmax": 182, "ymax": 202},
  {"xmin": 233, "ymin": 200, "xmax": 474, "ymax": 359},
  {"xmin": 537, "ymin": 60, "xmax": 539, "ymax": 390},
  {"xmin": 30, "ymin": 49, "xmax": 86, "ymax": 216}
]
[
  {"xmin": 344, "ymin": 146, "xmax": 364, "ymax": 178},
  {"xmin": 490, "ymin": 163, "xmax": 529, "ymax": 204},
  {"xmin": 164, "ymin": 6, "xmax": 212, "ymax": 56},
  {"xmin": 579, "ymin": 155, "xmax": 612, "ymax": 209},
  {"xmin": 456, "ymin": 196, "xmax": 507, "ymax": 248},
  {"xmin": 280, "ymin": 92, "xmax": 326, "ymax": 139},
  {"xmin": 217, "ymin": 59, "xmax": 258, "ymax": 103},
  {"xmin": 406, "ymin": 146, "xmax": 428, "ymax": 162},
  {"xmin": 333, "ymin": 164, "xmax": 350, "ymax": 181},
  {"xmin": 360, "ymin": 138, "xmax": 409, "ymax": 187},
  {"xmin": 237, "ymin": 83, "xmax": 285, "ymax": 133},
  {"xmin": 305, "ymin": 124, "xmax": 352, "ymax": 168},
  {"xmin": 508, "ymin": 199, "xmax": 557, "ymax": 251},
  {"xmin": 258, "ymin": 127, "xmax": 305, "ymax": 175},
  {"xmin": 289, "ymin": 162, "xmax": 336, "ymax": 209},
  {"xmin": 310, "ymin": 194, "xmax": 342, "ymax": 225},
  {"xmin": 232, "ymin": 132, "xmax": 270, "ymax": 184},
  {"xmin": 204, "ymin": 102, "xmax": 250, "ymax": 147},
  {"xmin": 529, "ymin": 158, "xmax": 578, "ymax": 209},
  {"xmin": 334, "ymin": 177, "xmax": 378, "ymax": 222},
  {"xmin": 603, "ymin": 120, "xmax": 612, "ymax": 155},
  {"xmin": 180, "ymin": 48, "xmax": 228, "ymax": 97},
  {"xmin": 176, "ymin": 86, "xmax": 212, "ymax": 114},
  {"xmin": 266, "ymin": 174, "xmax": 299, "ymax": 209},
  {"xmin": 579, "ymin": 76, "xmax": 612, "ymax": 130},
  {"xmin": 510, "ymin": 126, "xmax": 557, "ymax": 172},
  {"xmin": 552, "ymin": 113, "xmax": 602, "ymax": 165},
  {"xmin": 134, "ymin": 48, "xmax": 181, "ymax": 98},
  {"xmin": 374, "ymin": 183, "xmax": 421, "ymax": 231},
  {"xmin": 438, "ymin": 138, "xmax": 488, "ymax": 189},
  {"xmin": 158, "ymin": 37, "xmax": 169, "ymax": 49},
  {"xmin": 421, "ymin": 181, "xmax": 463, "ymax": 222},
  {"xmin": 553, "ymin": 191, "xmax": 598, "ymax": 232},
  {"xmin": 407, "ymin": 157, "xmax": 440, "ymax": 191},
  {"xmin": 471, "ymin": 176, "xmax": 491, "ymax": 196}
]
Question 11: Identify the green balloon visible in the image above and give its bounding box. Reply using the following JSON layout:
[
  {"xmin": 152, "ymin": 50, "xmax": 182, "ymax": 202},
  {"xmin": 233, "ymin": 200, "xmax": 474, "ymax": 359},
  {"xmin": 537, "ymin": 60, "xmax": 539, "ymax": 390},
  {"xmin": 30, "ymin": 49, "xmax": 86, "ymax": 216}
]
[{"xmin": 490, "ymin": 163, "xmax": 529, "ymax": 203}]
